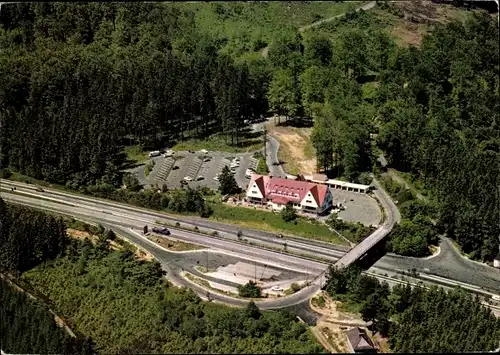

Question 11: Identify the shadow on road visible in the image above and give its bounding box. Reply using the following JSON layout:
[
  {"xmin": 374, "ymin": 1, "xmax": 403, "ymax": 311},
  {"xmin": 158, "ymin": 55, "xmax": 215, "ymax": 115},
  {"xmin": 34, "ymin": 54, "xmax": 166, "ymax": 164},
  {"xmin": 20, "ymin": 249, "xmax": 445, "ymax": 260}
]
[{"xmin": 354, "ymin": 238, "xmax": 389, "ymax": 271}]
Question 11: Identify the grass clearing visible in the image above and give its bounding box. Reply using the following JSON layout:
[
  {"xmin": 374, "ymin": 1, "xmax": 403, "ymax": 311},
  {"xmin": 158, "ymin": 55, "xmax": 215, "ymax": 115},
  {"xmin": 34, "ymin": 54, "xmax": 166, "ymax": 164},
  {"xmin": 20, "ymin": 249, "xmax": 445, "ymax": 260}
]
[
  {"xmin": 170, "ymin": 2, "xmax": 367, "ymax": 59},
  {"xmin": 210, "ymin": 203, "xmax": 348, "ymax": 246},
  {"xmin": 147, "ymin": 235, "xmax": 205, "ymax": 252},
  {"xmin": 172, "ymin": 134, "xmax": 262, "ymax": 154},
  {"xmin": 124, "ymin": 144, "xmax": 149, "ymax": 164}
]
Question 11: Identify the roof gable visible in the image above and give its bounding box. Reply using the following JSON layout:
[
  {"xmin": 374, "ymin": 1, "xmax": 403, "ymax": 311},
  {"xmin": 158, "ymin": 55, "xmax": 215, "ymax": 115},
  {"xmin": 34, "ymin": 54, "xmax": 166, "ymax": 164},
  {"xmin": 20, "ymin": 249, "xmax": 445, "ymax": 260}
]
[{"xmin": 249, "ymin": 174, "xmax": 329, "ymax": 205}]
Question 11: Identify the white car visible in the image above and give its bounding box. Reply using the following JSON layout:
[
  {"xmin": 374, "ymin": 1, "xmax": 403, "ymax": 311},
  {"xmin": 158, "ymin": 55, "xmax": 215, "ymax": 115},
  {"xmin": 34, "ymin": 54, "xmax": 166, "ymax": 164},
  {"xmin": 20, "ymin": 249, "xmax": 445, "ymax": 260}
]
[
  {"xmin": 213, "ymin": 175, "xmax": 219, "ymax": 181},
  {"xmin": 149, "ymin": 150, "xmax": 161, "ymax": 158},
  {"xmin": 200, "ymin": 149, "xmax": 209, "ymax": 154},
  {"xmin": 492, "ymin": 295, "xmax": 500, "ymax": 301},
  {"xmin": 163, "ymin": 150, "xmax": 174, "ymax": 157},
  {"xmin": 271, "ymin": 286, "xmax": 283, "ymax": 292},
  {"xmin": 184, "ymin": 176, "xmax": 193, "ymax": 181}
]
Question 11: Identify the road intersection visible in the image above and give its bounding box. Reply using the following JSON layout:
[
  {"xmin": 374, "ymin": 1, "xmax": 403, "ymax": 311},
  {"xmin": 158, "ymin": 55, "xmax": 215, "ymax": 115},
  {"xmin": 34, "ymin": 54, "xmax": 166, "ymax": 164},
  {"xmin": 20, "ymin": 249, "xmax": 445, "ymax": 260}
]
[{"xmin": 2, "ymin": 179, "xmax": 500, "ymax": 311}]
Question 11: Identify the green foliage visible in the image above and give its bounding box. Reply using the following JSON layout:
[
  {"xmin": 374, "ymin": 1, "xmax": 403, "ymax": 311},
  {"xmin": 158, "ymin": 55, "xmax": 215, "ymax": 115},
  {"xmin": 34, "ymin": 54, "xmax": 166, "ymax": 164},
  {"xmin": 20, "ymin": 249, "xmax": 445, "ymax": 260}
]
[
  {"xmin": 0, "ymin": 3, "xmax": 268, "ymax": 188},
  {"xmin": 0, "ymin": 167, "xmax": 13, "ymax": 178},
  {"xmin": 237, "ymin": 280, "xmax": 262, "ymax": 298},
  {"xmin": 253, "ymin": 152, "xmax": 269, "ymax": 175},
  {"xmin": 281, "ymin": 202, "xmax": 297, "ymax": 222},
  {"xmin": 122, "ymin": 172, "xmax": 142, "ymax": 192},
  {"xmin": 0, "ymin": 278, "xmax": 95, "ymax": 355},
  {"xmin": 218, "ymin": 165, "xmax": 240, "ymax": 195},
  {"xmin": 267, "ymin": 68, "xmax": 300, "ymax": 119},
  {"xmin": 144, "ymin": 160, "xmax": 155, "ymax": 177},
  {"xmin": 0, "ymin": 199, "xmax": 67, "ymax": 274},
  {"xmin": 21, "ymin": 242, "xmax": 322, "ymax": 353},
  {"xmin": 326, "ymin": 217, "xmax": 374, "ymax": 243},
  {"xmin": 386, "ymin": 217, "xmax": 438, "ymax": 257},
  {"xmin": 325, "ymin": 266, "xmax": 500, "ymax": 350},
  {"xmin": 210, "ymin": 203, "xmax": 347, "ymax": 245},
  {"xmin": 376, "ymin": 13, "xmax": 500, "ymax": 260},
  {"xmin": 82, "ymin": 184, "xmax": 213, "ymax": 218}
]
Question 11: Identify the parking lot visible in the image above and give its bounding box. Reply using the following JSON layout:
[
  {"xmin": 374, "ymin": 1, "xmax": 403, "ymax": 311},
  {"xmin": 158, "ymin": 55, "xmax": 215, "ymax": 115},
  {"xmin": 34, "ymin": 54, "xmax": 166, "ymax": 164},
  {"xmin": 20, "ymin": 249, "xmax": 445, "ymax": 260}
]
[
  {"xmin": 135, "ymin": 150, "xmax": 260, "ymax": 190},
  {"xmin": 331, "ymin": 189, "xmax": 382, "ymax": 227}
]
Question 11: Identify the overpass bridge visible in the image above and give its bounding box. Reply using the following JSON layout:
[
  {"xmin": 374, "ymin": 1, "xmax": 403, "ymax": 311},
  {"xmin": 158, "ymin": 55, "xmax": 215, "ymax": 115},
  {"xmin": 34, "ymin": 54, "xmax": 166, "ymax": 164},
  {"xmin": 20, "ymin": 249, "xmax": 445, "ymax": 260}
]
[{"xmin": 334, "ymin": 176, "xmax": 401, "ymax": 269}]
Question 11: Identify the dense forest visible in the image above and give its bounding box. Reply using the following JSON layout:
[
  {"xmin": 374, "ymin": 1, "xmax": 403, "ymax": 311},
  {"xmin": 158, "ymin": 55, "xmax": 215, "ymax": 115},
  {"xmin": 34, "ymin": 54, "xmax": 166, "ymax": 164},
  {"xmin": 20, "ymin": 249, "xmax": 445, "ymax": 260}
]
[
  {"xmin": 325, "ymin": 265, "xmax": 500, "ymax": 352},
  {"xmin": 0, "ymin": 3, "xmax": 269, "ymax": 187},
  {"xmin": 0, "ymin": 278, "xmax": 94, "ymax": 354},
  {"xmin": 1, "ymin": 2, "xmax": 499, "ymax": 260},
  {"xmin": 0, "ymin": 197, "xmax": 67, "ymax": 274},
  {"xmin": 0, "ymin": 198, "xmax": 323, "ymax": 353}
]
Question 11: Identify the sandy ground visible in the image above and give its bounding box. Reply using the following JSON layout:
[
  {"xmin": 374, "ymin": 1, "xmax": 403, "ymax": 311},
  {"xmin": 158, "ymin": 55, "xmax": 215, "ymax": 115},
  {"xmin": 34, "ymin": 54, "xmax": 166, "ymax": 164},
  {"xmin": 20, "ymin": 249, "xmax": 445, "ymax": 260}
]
[
  {"xmin": 268, "ymin": 123, "xmax": 317, "ymax": 175},
  {"xmin": 309, "ymin": 291, "xmax": 388, "ymax": 353}
]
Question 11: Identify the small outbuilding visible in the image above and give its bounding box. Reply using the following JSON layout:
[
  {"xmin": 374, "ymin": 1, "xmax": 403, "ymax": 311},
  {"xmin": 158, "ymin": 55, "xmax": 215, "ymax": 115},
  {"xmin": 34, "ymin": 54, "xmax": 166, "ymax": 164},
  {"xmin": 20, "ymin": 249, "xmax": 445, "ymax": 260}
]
[{"xmin": 345, "ymin": 327, "xmax": 377, "ymax": 353}]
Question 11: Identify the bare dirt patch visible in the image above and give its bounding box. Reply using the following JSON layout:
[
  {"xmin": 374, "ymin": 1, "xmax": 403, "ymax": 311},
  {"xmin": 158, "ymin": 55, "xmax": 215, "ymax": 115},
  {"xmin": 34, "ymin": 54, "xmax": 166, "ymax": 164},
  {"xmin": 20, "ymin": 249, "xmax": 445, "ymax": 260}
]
[
  {"xmin": 310, "ymin": 291, "xmax": 379, "ymax": 353},
  {"xmin": 376, "ymin": 1, "xmax": 482, "ymax": 48},
  {"xmin": 268, "ymin": 123, "xmax": 317, "ymax": 175}
]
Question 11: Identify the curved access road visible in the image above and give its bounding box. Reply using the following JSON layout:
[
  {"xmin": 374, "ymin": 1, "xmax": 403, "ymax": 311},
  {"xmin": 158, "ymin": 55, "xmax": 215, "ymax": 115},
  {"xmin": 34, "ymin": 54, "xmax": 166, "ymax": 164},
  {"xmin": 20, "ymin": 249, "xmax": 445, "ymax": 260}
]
[{"xmin": 2, "ymin": 183, "xmax": 500, "ymax": 297}]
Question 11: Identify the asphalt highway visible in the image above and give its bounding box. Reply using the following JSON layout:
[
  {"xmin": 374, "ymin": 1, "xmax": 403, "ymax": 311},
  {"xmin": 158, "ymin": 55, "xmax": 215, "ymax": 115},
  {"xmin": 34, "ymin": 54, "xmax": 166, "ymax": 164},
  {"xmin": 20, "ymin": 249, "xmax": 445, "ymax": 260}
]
[{"xmin": 2, "ymin": 181, "xmax": 500, "ymax": 297}]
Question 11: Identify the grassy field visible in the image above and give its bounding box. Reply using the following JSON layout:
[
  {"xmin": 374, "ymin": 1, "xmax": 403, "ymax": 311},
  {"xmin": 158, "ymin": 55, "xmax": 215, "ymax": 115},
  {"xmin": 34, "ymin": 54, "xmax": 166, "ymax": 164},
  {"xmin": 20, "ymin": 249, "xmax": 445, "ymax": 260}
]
[
  {"xmin": 124, "ymin": 145, "xmax": 149, "ymax": 164},
  {"xmin": 210, "ymin": 203, "xmax": 348, "ymax": 246},
  {"xmin": 172, "ymin": 134, "xmax": 263, "ymax": 154},
  {"xmin": 169, "ymin": 2, "xmax": 366, "ymax": 59}
]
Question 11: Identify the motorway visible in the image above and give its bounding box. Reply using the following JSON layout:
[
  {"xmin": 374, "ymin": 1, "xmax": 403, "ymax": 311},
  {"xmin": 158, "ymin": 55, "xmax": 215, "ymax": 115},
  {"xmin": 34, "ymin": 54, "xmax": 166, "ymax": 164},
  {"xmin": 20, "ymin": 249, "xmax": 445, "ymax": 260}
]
[{"xmin": 2, "ymin": 180, "xmax": 500, "ymax": 299}]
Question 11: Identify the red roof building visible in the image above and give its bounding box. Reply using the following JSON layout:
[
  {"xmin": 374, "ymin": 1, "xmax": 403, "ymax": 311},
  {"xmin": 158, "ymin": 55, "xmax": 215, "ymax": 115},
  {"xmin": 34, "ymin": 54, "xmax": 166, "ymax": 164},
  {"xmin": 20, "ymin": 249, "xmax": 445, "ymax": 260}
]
[{"xmin": 246, "ymin": 174, "xmax": 333, "ymax": 215}]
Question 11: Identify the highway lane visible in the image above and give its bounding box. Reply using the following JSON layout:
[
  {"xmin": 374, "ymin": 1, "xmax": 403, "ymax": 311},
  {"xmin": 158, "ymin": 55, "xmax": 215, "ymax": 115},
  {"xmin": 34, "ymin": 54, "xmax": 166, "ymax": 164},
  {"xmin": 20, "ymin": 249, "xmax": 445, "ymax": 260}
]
[
  {"xmin": 4, "ymin": 190, "xmax": 500, "ymax": 316},
  {"xmin": 3, "ymin": 188, "xmax": 500, "ymax": 294},
  {"xmin": 2, "ymin": 181, "xmax": 500, "ymax": 292}
]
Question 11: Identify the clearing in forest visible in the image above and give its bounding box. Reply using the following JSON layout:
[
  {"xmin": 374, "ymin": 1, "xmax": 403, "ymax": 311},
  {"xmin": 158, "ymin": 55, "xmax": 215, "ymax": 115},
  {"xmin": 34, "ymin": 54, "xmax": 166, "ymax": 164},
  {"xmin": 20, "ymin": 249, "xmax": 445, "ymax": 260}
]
[
  {"xmin": 267, "ymin": 120, "xmax": 316, "ymax": 176},
  {"xmin": 310, "ymin": 291, "xmax": 391, "ymax": 353}
]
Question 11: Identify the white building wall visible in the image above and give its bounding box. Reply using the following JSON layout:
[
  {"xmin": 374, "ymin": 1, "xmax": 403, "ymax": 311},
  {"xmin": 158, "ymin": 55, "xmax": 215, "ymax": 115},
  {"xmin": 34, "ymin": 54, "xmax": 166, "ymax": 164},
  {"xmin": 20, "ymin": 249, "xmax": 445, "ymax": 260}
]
[
  {"xmin": 246, "ymin": 182, "xmax": 264, "ymax": 200},
  {"xmin": 300, "ymin": 191, "xmax": 319, "ymax": 209}
]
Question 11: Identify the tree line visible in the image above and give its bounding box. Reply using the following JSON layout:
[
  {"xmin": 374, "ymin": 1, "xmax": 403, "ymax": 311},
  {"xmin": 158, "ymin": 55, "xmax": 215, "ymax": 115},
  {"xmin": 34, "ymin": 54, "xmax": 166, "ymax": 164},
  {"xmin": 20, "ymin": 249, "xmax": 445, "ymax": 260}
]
[
  {"xmin": 0, "ymin": 3, "xmax": 269, "ymax": 188},
  {"xmin": 1, "ymin": 2, "xmax": 498, "ymax": 260},
  {"xmin": 325, "ymin": 265, "xmax": 500, "ymax": 352},
  {"xmin": 0, "ymin": 278, "xmax": 95, "ymax": 354},
  {"xmin": 0, "ymin": 200, "xmax": 323, "ymax": 353},
  {"xmin": 374, "ymin": 12, "xmax": 500, "ymax": 260},
  {"xmin": 0, "ymin": 198, "xmax": 67, "ymax": 274}
]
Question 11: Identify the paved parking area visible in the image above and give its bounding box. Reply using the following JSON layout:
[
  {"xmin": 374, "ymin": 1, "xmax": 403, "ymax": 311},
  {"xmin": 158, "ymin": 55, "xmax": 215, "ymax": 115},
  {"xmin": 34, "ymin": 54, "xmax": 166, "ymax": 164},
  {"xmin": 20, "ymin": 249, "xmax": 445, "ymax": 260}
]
[
  {"xmin": 141, "ymin": 150, "xmax": 258, "ymax": 190},
  {"xmin": 331, "ymin": 189, "xmax": 382, "ymax": 227},
  {"xmin": 165, "ymin": 153, "xmax": 195, "ymax": 188}
]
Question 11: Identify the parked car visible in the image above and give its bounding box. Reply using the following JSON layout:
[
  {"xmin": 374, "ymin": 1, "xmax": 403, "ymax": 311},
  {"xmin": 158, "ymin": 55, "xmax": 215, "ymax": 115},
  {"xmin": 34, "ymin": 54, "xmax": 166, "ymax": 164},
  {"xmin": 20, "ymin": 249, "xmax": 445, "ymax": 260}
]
[
  {"xmin": 200, "ymin": 149, "xmax": 209, "ymax": 154},
  {"xmin": 271, "ymin": 286, "xmax": 283, "ymax": 292},
  {"xmin": 163, "ymin": 150, "xmax": 174, "ymax": 157},
  {"xmin": 184, "ymin": 176, "xmax": 193, "ymax": 181},
  {"xmin": 196, "ymin": 176, "xmax": 204, "ymax": 181},
  {"xmin": 152, "ymin": 227, "xmax": 170, "ymax": 236},
  {"xmin": 213, "ymin": 175, "xmax": 219, "ymax": 181},
  {"xmin": 172, "ymin": 165, "xmax": 179, "ymax": 170},
  {"xmin": 148, "ymin": 150, "xmax": 161, "ymax": 158},
  {"xmin": 203, "ymin": 157, "xmax": 211, "ymax": 162},
  {"xmin": 180, "ymin": 180, "xmax": 187, "ymax": 185}
]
